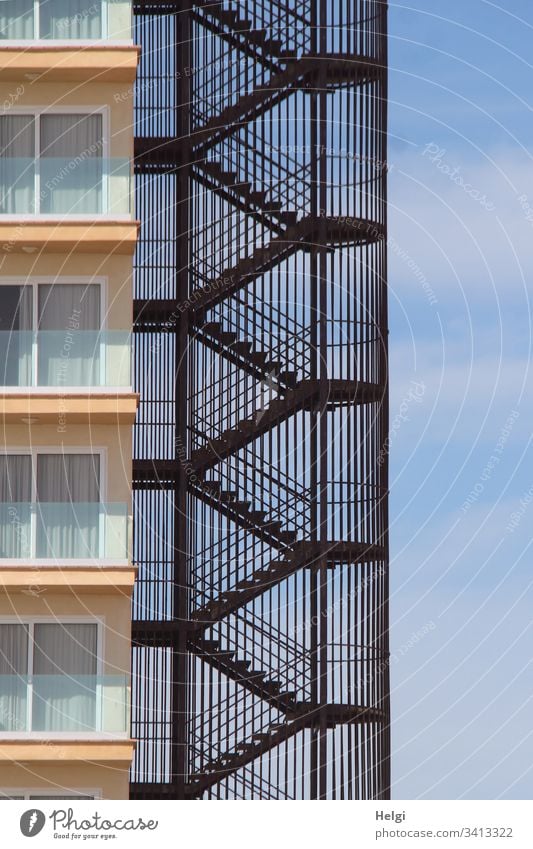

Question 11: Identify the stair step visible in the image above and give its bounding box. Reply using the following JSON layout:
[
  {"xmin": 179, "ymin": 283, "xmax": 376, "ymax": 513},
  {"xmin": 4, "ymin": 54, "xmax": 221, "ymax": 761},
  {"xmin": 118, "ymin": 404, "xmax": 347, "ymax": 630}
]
[
  {"xmin": 250, "ymin": 28, "xmax": 266, "ymax": 42},
  {"xmin": 252, "ymin": 733, "xmax": 271, "ymax": 743},
  {"xmin": 221, "ymin": 751, "xmax": 241, "ymax": 764},
  {"xmin": 263, "ymin": 39, "xmax": 282, "ymax": 53},
  {"xmin": 236, "ymin": 578, "xmax": 257, "ymax": 589},
  {"xmin": 196, "ymin": 644, "xmax": 235, "ymax": 660},
  {"xmin": 249, "ymin": 190, "xmax": 267, "ymax": 205},
  {"xmin": 233, "ymin": 659, "xmax": 251, "ymax": 672},
  {"xmin": 203, "ymin": 321, "xmax": 222, "ymax": 333}
]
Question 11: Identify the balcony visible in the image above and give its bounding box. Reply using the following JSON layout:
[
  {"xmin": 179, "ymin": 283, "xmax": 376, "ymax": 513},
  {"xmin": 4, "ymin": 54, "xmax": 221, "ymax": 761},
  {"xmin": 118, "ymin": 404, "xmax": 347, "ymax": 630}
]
[
  {"xmin": 0, "ymin": 675, "xmax": 129, "ymax": 735},
  {"xmin": 0, "ymin": 0, "xmax": 132, "ymax": 42},
  {"xmin": 0, "ymin": 502, "xmax": 130, "ymax": 562},
  {"xmin": 0, "ymin": 330, "xmax": 131, "ymax": 388}
]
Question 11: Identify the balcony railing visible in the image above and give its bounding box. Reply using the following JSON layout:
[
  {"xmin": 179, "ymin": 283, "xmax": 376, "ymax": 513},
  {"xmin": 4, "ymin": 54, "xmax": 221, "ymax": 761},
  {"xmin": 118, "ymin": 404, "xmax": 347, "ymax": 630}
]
[
  {"xmin": 0, "ymin": 675, "xmax": 130, "ymax": 734},
  {"xmin": 0, "ymin": 331, "xmax": 132, "ymax": 387},
  {"xmin": 0, "ymin": 158, "xmax": 132, "ymax": 216},
  {"xmin": 0, "ymin": 0, "xmax": 132, "ymax": 41},
  {"xmin": 0, "ymin": 502, "xmax": 130, "ymax": 560}
]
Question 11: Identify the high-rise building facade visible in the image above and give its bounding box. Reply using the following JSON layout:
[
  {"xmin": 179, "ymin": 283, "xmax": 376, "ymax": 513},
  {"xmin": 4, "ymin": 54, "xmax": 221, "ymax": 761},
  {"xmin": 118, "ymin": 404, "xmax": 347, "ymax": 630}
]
[
  {"xmin": 132, "ymin": 0, "xmax": 389, "ymax": 799},
  {"xmin": 0, "ymin": 1, "xmax": 138, "ymax": 799}
]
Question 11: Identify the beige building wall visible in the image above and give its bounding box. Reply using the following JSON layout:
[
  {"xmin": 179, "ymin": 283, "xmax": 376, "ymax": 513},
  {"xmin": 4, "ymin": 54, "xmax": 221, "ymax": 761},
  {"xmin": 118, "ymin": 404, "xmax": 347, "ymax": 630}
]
[
  {"xmin": 0, "ymin": 593, "xmax": 132, "ymax": 673},
  {"xmin": 0, "ymin": 255, "xmax": 134, "ymax": 329},
  {"xmin": 0, "ymin": 762, "xmax": 131, "ymax": 799}
]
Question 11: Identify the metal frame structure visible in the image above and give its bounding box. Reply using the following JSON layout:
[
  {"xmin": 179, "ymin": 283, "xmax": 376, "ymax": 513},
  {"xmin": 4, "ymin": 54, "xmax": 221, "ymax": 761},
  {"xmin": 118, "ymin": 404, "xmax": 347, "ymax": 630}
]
[{"xmin": 131, "ymin": 0, "xmax": 390, "ymax": 800}]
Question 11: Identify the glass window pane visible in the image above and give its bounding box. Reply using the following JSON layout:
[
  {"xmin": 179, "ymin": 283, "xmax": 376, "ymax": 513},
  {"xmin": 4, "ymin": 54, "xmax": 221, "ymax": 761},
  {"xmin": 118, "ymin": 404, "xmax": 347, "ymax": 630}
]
[{"xmin": 40, "ymin": 115, "xmax": 103, "ymax": 214}]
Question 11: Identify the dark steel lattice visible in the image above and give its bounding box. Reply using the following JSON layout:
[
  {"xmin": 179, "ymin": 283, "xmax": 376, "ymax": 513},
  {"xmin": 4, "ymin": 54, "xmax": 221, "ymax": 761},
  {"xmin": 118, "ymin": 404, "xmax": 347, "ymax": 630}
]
[{"xmin": 130, "ymin": 0, "xmax": 390, "ymax": 799}]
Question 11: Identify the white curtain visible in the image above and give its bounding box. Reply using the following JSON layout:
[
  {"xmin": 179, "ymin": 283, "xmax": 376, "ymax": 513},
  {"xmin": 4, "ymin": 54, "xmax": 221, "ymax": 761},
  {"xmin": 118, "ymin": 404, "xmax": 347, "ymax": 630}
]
[
  {"xmin": 0, "ymin": 455, "xmax": 32, "ymax": 558},
  {"xmin": 32, "ymin": 624, "xmax": 97, "ymax": 732},
  {"xmin": 0, "ymin": 285, "xmax": 33, "ymax": 386},
  {"xmin": 40, "ymin": 0, "xmax": 102, "ymax": 39},
  {"xmin": 37, "ymin": 284, "xmax": 101, "ymax": 386},
  {"xmin": 0, "ymin": 115, "xmax": 35, "ymax": 213},
  {"xmin": 0, "ymin": 0, "xmax": 34, "ymax": 39},
  {"xmin": 40, "ymin": 114, "xmax": 103, "ymax": 214},
  {"xmin": 0, "ymin": 624, "xmax": 29, "ymax": 731},
  {"xmin": 36, "ymin": 454, "xmax": 100, "ymax": 558}
]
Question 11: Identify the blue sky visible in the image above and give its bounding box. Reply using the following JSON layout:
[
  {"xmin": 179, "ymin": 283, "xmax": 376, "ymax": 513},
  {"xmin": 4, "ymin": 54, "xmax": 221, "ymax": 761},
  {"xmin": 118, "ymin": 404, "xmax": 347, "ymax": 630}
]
[{"xmin": 388, "ymin": 1, "xmax": 533, "ymax": 799}]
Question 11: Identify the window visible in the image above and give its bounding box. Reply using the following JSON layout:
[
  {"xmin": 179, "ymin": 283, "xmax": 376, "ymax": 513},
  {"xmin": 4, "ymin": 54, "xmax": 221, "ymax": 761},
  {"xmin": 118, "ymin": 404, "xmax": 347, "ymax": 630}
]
[
  {"xmin": 0, "ymin": 281, "xmax": 102, "ymax": 386},
  {"xmin": 0, "ymin": 451, "xmax": 102, "ymax": 559},
  {"xmin": 0, "ymin": 113, "xmax": 104, "ymax": 214},
  {"xmin": 0, "ymin": 621, "xmax": 99, "ymax": 733}
]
